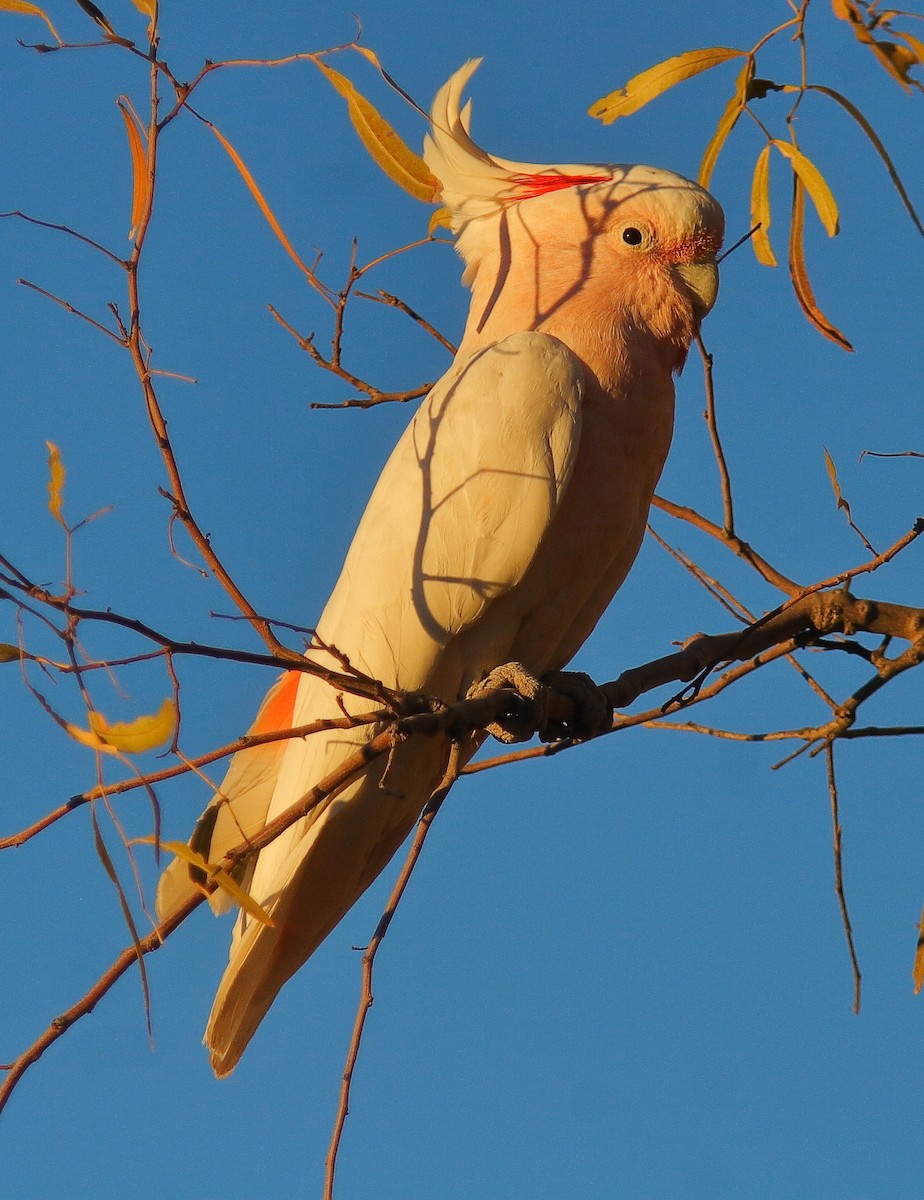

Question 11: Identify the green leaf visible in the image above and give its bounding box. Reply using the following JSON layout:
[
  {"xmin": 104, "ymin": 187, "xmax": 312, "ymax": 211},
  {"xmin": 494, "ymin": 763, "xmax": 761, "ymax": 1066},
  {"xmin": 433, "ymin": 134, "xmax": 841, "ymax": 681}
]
[{"xmin": 589, "ymin": 47, "xmax": 746, "ymax": 124}]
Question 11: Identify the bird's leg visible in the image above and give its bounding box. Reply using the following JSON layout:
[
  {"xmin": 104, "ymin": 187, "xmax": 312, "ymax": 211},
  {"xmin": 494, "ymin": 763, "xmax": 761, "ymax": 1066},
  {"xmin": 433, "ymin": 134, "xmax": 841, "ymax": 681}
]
[{"xmin": 467, "ymin": 663, "xmax": 612, "ymax": 744}]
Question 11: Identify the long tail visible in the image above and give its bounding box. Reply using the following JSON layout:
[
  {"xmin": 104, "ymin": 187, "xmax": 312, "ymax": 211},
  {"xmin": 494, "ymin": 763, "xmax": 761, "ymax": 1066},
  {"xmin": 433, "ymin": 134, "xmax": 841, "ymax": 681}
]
[{"xmin": 202, "ymin": 744, "xmax": 443, "ymax": 1076}]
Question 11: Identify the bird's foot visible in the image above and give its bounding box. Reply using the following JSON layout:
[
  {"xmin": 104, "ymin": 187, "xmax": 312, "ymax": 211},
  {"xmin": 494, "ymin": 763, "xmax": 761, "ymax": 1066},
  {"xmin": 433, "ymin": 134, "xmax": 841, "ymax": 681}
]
[
  {"xmin": 466, "ymin": 662, "xmax": 551, "ymax": 744},
  {"xmin": 539, "ymin": 670, "xmax": 612, "ymax": 741},
  {"xmin": 467, "ymin": 663, "xmax": 612, "ymax": 744}
]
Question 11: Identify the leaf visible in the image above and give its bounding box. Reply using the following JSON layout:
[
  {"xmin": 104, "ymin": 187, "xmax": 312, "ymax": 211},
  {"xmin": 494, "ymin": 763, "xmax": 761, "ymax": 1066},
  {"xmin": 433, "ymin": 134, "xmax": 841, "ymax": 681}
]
[
  {"xmin": 914, "ymin": 905, "xmax": 924, "ymax": 995},
  {"xmin": 428, "ymin": 206, "xmax": 452, "ymax": 236},
  {"xmin": 74, "ymin": 0, "xmax": 117, "ymax": 38},
  {"xmin": 788, "ymin": 178, "xmax": 853, "ymax": 351},
  {"xmin": 699, "ymin": 58, "xmax": 754, "ymax": 189},
  {"xmin": 829, "ymin": 0, "xmax": 918, "ymax": 90},
  {"xmin": 45, "ymin": 440, "xmax": 66, "ymax": 527},
  {"xmin": 129, "ymin": 0, "xmax": 156, "ymax": 41},
  {"xmin": 117, "ymin": 97, "xmax": 148, "ymax": 240},
  {"xmin": 89, "ymin": 698, "xmax": 177, "ymax": 753},
  {"xmin": 802, "ymin": 84, "xmax": 924, "ymax": 239},
  {"xmin": 750, "ymin": 144, "xmax": 777, "ymax": 267},
  {"xmin": 588, "ymin": 47, "xmax": 746, "ymax": 124},
  {"xmin": 68, "ymin": 698, "xmax": 177, "ymax": 754},
  {"xmin": 0, "ymin": 643, "xmax": 23, "ymax": 663},
  {"xmin": 824, "ymin": 447, "xmax": 849, "ymax": 513},
  {"xmin": 137, "ymin": 837, "xmax": 275, "ymax": 927},
  {"xmin": 309, "ymin": 56, "xmax": 439, "ymax": 203},
  {"xmin": 208, "ymin": 121, "xmax": 322, "ymax": 284},
  {"xmin": 0, "ymin": 0, "xmax": 61, "ymax": 42},
  {"xmin": 823, "ymin": 448, "xmax": 877, "ymax": 552},
  {"xmin": 772, "ymin": 141, "xmax": 839, "ymax": 237}
]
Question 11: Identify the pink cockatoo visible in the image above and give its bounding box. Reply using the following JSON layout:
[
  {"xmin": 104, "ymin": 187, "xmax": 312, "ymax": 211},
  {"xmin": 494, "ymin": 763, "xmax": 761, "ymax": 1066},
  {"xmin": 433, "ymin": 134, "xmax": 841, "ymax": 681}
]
[{"xmin": 157, "ymin": 59, "xmax": 724, "ymax": 1076}]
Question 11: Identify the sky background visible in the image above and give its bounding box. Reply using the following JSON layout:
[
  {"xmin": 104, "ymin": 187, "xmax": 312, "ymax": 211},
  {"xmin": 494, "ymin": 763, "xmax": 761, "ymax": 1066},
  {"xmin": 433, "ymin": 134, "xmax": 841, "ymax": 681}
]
[{"xmin": 2, "ymin": 2, "xmax": 923, "ymax": 1197}]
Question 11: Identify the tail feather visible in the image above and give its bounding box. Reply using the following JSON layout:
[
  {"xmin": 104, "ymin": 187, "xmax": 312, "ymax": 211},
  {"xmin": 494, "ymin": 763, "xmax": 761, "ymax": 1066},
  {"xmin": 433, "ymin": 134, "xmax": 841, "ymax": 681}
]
[{"xmin": 203, "ymin": 733, "xmax": 450, "ymax": 1076}]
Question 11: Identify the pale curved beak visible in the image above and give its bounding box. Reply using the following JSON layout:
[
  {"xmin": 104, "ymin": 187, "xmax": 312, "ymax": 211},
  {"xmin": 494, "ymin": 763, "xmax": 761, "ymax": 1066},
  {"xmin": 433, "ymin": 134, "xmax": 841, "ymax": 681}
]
[{"xmin": 676, "ymin": 257, "xmax": 719, "ymax": 321}]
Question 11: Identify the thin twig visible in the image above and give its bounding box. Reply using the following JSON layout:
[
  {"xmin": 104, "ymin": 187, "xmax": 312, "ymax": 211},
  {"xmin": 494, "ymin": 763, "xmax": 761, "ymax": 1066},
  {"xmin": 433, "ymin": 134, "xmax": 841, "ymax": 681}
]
[
  {"xmin": 826, "ymin": 742, "xmax": 862, "ymax": 1013},
  {"xmin": 324, "ymin": 741, "xmax": 462, "ymax": 1200}
]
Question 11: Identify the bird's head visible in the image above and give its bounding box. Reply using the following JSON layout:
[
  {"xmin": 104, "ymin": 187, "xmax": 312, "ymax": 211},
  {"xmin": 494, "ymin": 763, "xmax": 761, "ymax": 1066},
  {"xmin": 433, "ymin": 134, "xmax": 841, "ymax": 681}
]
[{"xmin": 424, "ymin": 61, "xmax": 725, "ymax": 358}]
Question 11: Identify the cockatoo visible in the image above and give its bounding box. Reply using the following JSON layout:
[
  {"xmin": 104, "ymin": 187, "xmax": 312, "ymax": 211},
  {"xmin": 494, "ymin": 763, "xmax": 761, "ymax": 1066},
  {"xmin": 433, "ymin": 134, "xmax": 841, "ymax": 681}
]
[{"xmin": 157, "ymin": 59, "xmax": 724, "ymax": 1076}]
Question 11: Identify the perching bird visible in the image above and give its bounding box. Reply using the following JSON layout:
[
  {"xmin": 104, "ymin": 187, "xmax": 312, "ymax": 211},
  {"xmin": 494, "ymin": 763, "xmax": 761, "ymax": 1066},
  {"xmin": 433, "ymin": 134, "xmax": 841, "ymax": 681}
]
[{"xmin": 157, "ymin": 59, "xmax": 724, "ymax": 1076}]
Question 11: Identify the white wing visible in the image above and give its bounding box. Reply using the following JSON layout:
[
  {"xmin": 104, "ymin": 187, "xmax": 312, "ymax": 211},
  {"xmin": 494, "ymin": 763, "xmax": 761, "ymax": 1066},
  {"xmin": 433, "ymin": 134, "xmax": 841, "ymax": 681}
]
[{"xmin": 162, "ymin": 331, "xmax": 585, "ymax": 1074}]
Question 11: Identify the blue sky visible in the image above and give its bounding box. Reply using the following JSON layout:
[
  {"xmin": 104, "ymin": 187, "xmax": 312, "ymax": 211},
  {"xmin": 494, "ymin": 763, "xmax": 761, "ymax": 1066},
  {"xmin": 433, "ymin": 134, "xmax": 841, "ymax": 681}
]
[{"xmin": 2, "ymin": 2, "xmax": 923, "ymax": 1197}]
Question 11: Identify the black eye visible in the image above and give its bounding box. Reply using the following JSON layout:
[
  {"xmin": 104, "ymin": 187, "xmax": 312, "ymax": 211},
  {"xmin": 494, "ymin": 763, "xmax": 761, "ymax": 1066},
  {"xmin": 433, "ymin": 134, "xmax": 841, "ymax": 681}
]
[{"xmin": 622, "ymin": 226, "xmax": 644, "ymax": 246}]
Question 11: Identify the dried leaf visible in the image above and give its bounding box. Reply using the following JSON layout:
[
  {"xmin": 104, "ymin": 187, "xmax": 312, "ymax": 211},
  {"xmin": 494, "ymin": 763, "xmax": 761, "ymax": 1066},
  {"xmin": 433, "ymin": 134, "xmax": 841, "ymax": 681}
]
[
  {"xmin": 750, "ymin": 144, "xmax": 777, "ymax": 267},
  {"xmin": 773, "ymin": 141, "xmax": 839, "ymax": 237},
  {"xmin": 0, "ymin": 0, "xmax": 61, "ymax": 42},
  {"xmin": 139, "ymin": 838, "xmax": 275, "ymax": 927},
  {"xmin": 802, "ymin": 84, "xmax": 924, "ymax": 239},
  {"xmin": 914, "ymin": 905, "xmax": 924, "ymax": 995},
  {"xmin": 829, "ymin": 0, "xmax": 918, "ymax": 90},
  {"xmin": 208, "ymin": 122, "xmax": 320, "ymax": 282},
  {"xmin": 824, "ymin": 448, "xmax": 877, "ymax": 552},
  {"xmin": 117, "ymin": 97, "xmax": 148, "ymax": 240},
  {"xmin": 0, "ymin": 643, "xmax": 23, "ymax": 663},
  {"xmin": 45, "ymin": 440, "xmax": 66, "ymax": 527},
  {"xmin": 428, "ymin": 206, "xmax": 452, "ymax": 236},
  {"xmin": 310, "ymin": 56, "xmax": 439, "ymax": 203},
  {"xmin": 74, "ymin": 0, "xmax": 117, "ymax": 38},
  {"xmin": 788, "ymin": 178, "xmax": 853, "ymax": 351},
  {"xmin": 589, "ymin": 47, "xmax": 746, "ymax": 124},
  {"xmin": 699, "ymin": 58, "xmax": 754, "ymax": 188}
]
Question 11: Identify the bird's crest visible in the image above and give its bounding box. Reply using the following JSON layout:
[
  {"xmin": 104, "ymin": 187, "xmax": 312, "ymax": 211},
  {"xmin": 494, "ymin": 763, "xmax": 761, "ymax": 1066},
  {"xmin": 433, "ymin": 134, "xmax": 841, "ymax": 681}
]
[{"xmin": 424, "ymin": 60, "xmax": 610, "ymax": 230}]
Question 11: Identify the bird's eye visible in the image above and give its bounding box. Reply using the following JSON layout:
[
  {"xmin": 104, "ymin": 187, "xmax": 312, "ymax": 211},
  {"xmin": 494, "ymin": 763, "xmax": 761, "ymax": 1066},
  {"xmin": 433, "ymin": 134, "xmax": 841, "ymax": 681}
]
[{"xmin": 621, "ymin": 226, "xmax": 645, "ymax": 247}]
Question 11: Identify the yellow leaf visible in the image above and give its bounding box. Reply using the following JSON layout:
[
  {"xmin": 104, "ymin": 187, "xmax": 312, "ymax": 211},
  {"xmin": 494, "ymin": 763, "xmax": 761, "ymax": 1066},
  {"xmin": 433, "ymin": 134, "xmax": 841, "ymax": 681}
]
[
  {"xmin": 804, "ymin": 85, "xmax": 924, "ymax": 239},
  {"xmin": 0, "ymin": 0, "xmax": 61, "ymax": 43},
  {"xmin": 68, "ymin": 699, "xmax": 176, "ymax": 754},
  {"xmin": 88, "ymin": 697, "xmax": 176, "ymax": 752},
  {"xmin": 772, "ymin": 141, "xmax": 839, "ymax": 237},
  {"xmin": 0, "ymin": 643, "xmax": 23, "ymax": 663},
  {"xmin": 589, "ymin": 47, "xmax": 746, "ymax": 124},
  {"xmin": 117, "ymin": 97, "xmax": 148, "ymax": 240},
  {"xmin": 208, "ymin": 122, "xmax": 320, "ymax": 283},
  {"xmin": 137, "ymin": 837, "xmax": 275, "ymax": 926},
  {"xmin": 896, "ymin": 30, "xmax": 924, "ymax": 67},
  {"xmin": 750, "ymin": 144, "xmax": 777, "ymax": 267},
  {"xmin": 829, "ymin": 0, "xmax": 916, "ymax": 90},
  {"xmin": 428, "ymin": 206, "xmax": 452, "ymax": 236},
  {"xmin": 698, "ymin": 57, "xmax": 754, "ymax": 189},
  {"xmin": 310, "ymin": 56, "xmax": 439, "ymax": 203},
  {"xmin": 129, "ymin": 0, "xmax": 156, "ymax": 43},
  {"xmin": 46, "ymin": 440, "xmax": 66, "ymax": 527},
  {"xmin": 914, "ymin": 905, "xmax": 924, "ymax": 995},
  {"xmin": 788, "ymin": 178, "xmax": 853, "ymax": 351}
]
